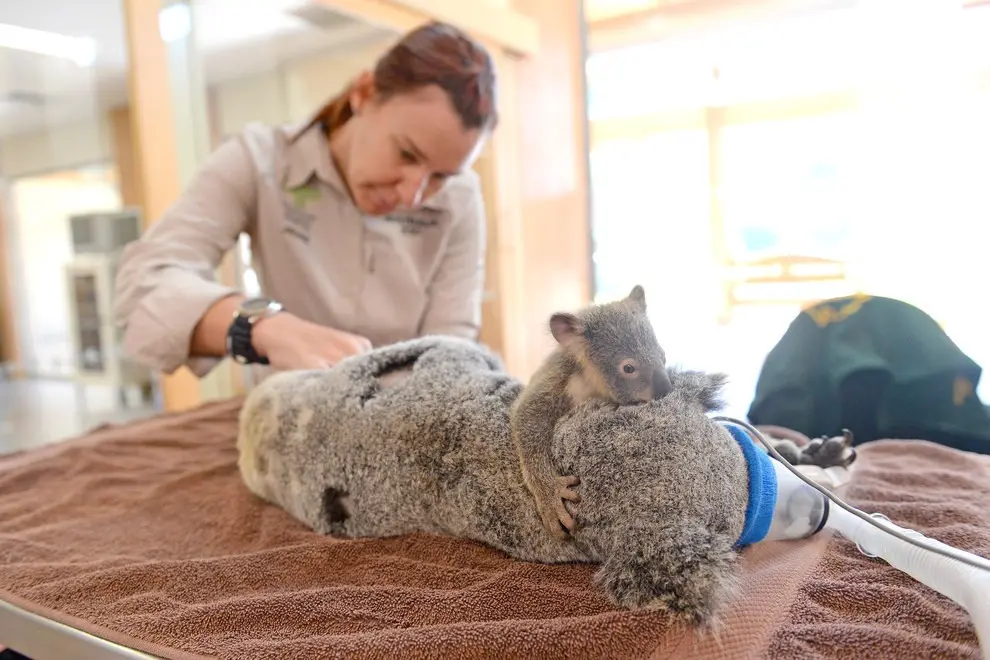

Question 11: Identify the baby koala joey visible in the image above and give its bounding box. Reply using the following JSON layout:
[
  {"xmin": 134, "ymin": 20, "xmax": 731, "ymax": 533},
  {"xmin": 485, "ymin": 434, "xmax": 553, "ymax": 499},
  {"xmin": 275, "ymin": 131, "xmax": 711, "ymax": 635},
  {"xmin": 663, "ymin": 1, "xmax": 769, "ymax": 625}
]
[{"xmin": 509, "ymin": 285, "xmax": 672, "ymax": 539}]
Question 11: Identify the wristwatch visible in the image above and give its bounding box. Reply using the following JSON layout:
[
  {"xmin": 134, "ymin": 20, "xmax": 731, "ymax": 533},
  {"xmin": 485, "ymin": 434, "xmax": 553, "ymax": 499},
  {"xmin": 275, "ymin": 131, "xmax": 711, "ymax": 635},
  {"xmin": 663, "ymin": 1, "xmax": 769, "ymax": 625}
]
[{"xmin": 226, "ymin": 297, "xmax": 283, "ymax": 365}]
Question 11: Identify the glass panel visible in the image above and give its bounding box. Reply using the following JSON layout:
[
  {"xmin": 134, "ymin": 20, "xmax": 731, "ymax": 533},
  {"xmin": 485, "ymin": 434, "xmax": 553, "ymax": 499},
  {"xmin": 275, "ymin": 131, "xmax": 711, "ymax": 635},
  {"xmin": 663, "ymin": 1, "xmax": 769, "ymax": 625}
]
[
  {"xmin": 0, "ymin": 3, "xmax": 131, "ymax": 380},
  {"xmin": 0, "ymin": 1, "xmax": 156, "ymax": 449},
  {"xmin": 188, "ymin": 1, "xmax": 400, "ymax": 141},
  {"xmin": 720, "ymin": 113, "xmax": 859, "ymax": 266},
  {"xmin": 586, "ymin": 2, "xmax": 990, "ymax": 412},
  {"xmin": 589, "ymin": 130, "xmax": 714, "ymax": 322}
]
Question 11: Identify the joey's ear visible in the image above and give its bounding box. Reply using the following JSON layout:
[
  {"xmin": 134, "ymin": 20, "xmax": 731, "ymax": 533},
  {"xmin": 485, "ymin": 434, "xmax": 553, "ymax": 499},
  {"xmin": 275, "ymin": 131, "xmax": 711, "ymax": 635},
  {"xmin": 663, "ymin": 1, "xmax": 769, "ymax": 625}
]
[
  {"xmin": 627, "ymin": 285, "xmax": 647, "ymax": 311},
  {"xmin": 550, "ymin": 313, "xmax": 584, "ymax": 347}
]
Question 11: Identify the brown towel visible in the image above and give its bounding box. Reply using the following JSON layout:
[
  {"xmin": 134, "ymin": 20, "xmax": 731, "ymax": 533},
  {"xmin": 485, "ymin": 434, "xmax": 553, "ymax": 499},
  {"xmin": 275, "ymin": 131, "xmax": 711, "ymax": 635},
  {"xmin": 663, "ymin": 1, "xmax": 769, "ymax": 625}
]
[
  {"xmin": 767, "ymin": 439, "xmax": 990, "ymax": 659},
  {"xmin": 0, "ymin": 399, "xmax": 985, "ymax": 659}
]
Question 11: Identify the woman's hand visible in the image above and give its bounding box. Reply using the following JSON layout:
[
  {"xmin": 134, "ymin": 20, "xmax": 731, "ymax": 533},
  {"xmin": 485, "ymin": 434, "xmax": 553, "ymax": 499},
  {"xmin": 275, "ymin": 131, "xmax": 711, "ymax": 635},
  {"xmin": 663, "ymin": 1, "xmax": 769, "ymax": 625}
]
[{"xmin": 252, "ymin": 312, "xmax": 373, "ymax": 370}]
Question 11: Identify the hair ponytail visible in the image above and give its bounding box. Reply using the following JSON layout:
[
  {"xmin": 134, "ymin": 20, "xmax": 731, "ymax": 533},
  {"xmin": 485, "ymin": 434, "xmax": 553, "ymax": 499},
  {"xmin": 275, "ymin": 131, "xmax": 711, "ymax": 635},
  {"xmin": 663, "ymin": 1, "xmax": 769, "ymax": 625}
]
[
  {"xmin": 294, "ymin": 21, "xmax": 497, "ymax": 142},
  {"xmin": 296, "ymin": 87, "xmax": 354, "ymax": 140}
]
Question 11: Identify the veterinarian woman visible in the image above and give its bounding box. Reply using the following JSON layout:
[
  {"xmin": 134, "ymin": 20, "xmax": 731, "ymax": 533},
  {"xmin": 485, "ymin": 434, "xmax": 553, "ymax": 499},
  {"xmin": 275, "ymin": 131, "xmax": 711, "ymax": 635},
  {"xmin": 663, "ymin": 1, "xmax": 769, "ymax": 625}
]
[{"xmin": 113, "ymin": 21, "xmax": 497, "ymax": 377}]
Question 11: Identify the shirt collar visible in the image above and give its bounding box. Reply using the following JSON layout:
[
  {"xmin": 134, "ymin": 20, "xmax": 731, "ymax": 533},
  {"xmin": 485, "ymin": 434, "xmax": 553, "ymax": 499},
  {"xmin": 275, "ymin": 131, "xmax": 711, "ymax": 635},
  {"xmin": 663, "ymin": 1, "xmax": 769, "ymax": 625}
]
[{"xmin": 281, "ymin": 119, "xmax": 347, "ymax": 194}]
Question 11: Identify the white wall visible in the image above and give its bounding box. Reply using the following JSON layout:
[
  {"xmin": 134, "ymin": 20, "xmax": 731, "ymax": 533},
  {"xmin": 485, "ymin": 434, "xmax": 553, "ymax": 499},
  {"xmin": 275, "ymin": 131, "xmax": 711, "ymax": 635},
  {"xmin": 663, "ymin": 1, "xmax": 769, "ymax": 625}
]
[
  {"xmin": 211, "ymin": 36, "xmax": 395, "ymax": 138},
  {"xmin": 0, "ymin": 35, "xmax": 396, "ymax": 184},
  {"xmin": 0, "ymin": 34, "xmax": 396, "ymax": 182},
  {"xmin": 8, "ymin": 166, "xmax": 121, "ymax": 378},
  {"xmin": 0, "ymin": 117, "xmax": 113, "ymax": 179}
]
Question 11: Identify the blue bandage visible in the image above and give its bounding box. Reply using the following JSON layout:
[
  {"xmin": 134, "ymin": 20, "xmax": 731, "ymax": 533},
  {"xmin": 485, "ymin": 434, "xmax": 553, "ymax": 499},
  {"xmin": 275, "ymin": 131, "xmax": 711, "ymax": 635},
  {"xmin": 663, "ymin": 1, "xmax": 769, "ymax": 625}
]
[{"xmin": 720, "ymin": 421, "xmax": 777, "ymax": 548}]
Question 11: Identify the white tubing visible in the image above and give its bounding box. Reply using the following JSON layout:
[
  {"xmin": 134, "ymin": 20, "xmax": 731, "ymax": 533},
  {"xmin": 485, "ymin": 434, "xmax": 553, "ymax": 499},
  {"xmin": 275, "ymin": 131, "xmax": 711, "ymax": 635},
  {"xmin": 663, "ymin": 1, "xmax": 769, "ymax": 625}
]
[{"xmin": 825, "ymin": 505, "xmax": 990, "ymax": 659}]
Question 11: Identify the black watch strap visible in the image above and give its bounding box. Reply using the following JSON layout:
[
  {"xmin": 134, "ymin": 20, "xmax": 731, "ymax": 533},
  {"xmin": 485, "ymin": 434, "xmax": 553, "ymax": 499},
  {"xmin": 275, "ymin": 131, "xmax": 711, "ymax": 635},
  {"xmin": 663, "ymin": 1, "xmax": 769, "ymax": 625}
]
[
  {"xmin": 226, "ymin": 298, "xmax": 282, "ymax": 365},
  {"xmin": 227, "ymin": 314, "xmax": 269, "ymax": 365}
]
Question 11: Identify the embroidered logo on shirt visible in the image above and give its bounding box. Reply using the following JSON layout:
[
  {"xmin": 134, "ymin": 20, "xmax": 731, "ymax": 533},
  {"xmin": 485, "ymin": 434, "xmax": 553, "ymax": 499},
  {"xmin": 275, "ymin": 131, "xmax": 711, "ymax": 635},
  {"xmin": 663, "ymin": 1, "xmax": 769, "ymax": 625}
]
[
  {"xmin": 383, "ymin": 208, "xmax": 445, "ymax": 235},
  {"xmin": 289, "ymin": 182, "xmax": 321, "ymax": 208},
  {"xmin": 282, "ymin": 180, "xmax": 320, "ymax": 243}
]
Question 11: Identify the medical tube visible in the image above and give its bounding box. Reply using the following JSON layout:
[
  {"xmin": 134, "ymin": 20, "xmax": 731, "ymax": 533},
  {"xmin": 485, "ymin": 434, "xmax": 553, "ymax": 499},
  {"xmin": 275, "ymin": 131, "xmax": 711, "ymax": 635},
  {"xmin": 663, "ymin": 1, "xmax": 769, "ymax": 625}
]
[
  {"xmin": 825, "ymin": 506, "xmax": 990, "ymax": 658},
  {"xmin": 714, "ymin": 415, "xmax": 990, "ymax": 659}
]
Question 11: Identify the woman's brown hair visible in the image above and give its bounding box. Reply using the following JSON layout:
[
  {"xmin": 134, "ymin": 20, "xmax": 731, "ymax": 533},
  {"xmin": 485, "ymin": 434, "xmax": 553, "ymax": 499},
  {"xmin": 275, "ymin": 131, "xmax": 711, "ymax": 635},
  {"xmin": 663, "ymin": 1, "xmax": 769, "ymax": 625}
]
[{"xmin": 302, "ymin": 21, "xmax": 498, "ymax": 137}]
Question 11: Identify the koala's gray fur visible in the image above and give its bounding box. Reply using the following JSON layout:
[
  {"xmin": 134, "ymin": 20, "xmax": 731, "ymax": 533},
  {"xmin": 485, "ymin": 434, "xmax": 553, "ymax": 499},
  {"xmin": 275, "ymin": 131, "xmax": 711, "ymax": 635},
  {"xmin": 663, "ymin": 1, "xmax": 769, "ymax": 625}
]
[{"xmin": 237, "ymin": 335, "xmax": 842, "ymax": 627}]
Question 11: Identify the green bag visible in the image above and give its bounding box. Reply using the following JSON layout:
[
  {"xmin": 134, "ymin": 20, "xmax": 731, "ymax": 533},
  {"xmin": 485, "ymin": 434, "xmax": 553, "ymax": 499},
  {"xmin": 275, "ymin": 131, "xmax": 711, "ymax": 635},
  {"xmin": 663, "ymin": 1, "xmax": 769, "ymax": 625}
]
[{"xmin": 747, "ymin": 294, "xmax": 990, "ymax": 455}]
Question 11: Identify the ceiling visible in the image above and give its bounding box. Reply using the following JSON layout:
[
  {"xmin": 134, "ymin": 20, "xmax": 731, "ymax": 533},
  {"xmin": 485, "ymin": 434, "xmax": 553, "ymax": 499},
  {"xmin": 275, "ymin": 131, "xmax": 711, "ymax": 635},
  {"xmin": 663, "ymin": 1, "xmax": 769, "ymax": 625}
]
[
  {"xmin": 585, "ymin": 1, "xmax": 990, "ymax": 117},
  {"xmin": 10, "ymin": 0, "xmax": 989, "ymax": 140},
  {"xmin": 584, "ymin": 0, "xmax": 990, "ymax": 51},
  {"xmin": 0, "ymin": 0, "xmax": 396, "ymax": 138},
  {"xmin": 585, "ymin": 0, "xmax": 688, "ymax": 24}
]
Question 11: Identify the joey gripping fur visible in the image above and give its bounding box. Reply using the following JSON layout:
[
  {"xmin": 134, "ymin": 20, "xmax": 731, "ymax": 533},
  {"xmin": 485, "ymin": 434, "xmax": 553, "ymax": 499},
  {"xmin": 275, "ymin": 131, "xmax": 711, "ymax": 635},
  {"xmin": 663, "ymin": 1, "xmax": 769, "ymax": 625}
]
[
  {"xmin": 510, "ymin": 285, "xmax": 672, "ymax": 538},
  {"xmin": 237, "ymin": 335, "xmax": 850, "ymax": 627}
]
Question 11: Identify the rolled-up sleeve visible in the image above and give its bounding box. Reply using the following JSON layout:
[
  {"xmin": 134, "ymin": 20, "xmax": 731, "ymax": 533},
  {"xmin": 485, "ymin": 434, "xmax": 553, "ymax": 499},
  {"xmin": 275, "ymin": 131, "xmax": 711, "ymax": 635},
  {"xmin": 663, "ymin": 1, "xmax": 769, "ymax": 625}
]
[
  {"xmin": 113, "ymin": 134, "xmax": 258, "ymax": 377},
  {"xmin": 418, "ymin": 174, "xmax": 487, "ymax": 340}
]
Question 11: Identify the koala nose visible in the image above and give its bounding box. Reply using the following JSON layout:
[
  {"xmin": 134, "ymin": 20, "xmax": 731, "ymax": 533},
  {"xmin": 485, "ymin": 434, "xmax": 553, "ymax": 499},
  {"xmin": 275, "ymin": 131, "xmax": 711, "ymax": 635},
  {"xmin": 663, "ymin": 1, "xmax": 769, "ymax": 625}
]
[{"xmin": 652, "ymin": 368, "xmax": 673, "ymax": 399}]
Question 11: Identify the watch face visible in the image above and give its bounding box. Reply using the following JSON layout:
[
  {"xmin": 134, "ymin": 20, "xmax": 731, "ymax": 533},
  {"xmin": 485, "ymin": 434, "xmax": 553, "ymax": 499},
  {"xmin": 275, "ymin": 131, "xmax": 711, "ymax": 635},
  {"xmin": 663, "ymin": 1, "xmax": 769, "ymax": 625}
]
[{"xmin": 239, "ymin": 297, "xmax": 274, "ymax": 315}]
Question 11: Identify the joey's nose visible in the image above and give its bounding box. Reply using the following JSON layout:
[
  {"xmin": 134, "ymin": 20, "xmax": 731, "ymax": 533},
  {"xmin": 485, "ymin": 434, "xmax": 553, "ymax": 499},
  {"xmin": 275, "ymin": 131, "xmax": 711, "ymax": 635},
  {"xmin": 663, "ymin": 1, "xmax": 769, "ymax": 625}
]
[{"xmin": 653, "ymin": 368, "xmax": 673, "ymax": 399}]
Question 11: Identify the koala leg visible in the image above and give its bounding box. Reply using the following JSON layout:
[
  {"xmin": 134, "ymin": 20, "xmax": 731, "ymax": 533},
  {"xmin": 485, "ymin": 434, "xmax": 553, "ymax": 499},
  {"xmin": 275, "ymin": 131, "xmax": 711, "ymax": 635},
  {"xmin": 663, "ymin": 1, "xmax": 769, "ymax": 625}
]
[
  {"xmin": 593, "ymin": 521, "xmax": 740, "ymax": 630},
  {"xmin": 766, "ymin": 438, "xmax": 803, "ymax": 465},
  {"xmin": 798, "ymin": 429, "xmax": 857, "ymax": 468},
  {"xmin": 759, "ymin": 429, "xmax": 856, "ymax": 469}
]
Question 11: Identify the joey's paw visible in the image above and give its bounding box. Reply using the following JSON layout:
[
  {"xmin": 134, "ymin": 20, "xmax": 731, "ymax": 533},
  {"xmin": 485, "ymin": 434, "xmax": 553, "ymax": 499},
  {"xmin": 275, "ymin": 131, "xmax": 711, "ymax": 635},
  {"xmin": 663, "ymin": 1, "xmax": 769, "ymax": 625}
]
[
  {"xmin": 536, "ymin": 499, "xmax": 570, "ymax": 540},
  {"xmin": 556, "ymin": 475, "xmax": 581, "ymax": 504},
  {"xmin": 555, "ymin": 474, "xmax": 580, "ymax": 532},
  {"xmin": 535, "ymin": 476, "xmax": 581, "ymax": 539}
]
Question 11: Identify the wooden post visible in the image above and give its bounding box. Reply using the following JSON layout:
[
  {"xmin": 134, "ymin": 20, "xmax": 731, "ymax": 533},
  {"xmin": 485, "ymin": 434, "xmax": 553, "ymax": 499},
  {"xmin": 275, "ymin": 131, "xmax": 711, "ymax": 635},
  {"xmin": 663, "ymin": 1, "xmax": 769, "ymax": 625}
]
[
  {"xmin": 468, "ymin": 0, "xmax": 593, "ymax": 378},
  {"xmin": 0, "ymin": 185, "xmax": 22, "ymax": 376},
  {"xmin": 507, "ymin": 0, "xmax": 593, "ymax": 378},
  {"xmin": 121, "ymin": 0, "xmax": 202, "ymax": 412},
  {"xmin": 107, "ymin": 106, "xmax": 143, "ymax": 209},
  {"xmin": 706, "ymin": 106, "xmax": 730, "ymax": 324}
]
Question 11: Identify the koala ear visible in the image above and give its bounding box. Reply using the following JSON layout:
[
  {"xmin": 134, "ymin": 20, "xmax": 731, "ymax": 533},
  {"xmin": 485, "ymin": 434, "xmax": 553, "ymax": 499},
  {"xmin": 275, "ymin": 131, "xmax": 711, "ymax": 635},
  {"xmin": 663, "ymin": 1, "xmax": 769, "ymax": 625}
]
[
  {"xmin": 550, "ymin": 313, "xmax": 584, "ymax": 348},
  {"xmin": 627, "ymin": 285, "xmax": 647, "ymax": 311},
  {"xmin": 665, "ymin": 368, "xmax": 728, "ymax": 412}
]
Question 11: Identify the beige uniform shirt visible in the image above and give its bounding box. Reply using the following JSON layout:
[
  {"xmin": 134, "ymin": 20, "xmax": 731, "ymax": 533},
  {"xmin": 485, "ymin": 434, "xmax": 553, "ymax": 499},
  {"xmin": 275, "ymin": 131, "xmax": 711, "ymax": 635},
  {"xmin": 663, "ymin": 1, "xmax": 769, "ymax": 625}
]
[{"xmin": 113, "ymin": 120, "xmax": 486, "ymax": 378}]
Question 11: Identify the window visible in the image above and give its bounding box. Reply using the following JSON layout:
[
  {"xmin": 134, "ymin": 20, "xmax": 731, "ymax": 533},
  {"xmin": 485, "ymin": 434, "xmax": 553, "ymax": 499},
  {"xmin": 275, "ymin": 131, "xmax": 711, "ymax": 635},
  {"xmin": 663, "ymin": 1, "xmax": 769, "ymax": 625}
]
[{"xmin": 586, "ymin": 4, "xmax": 990, "ymax": 408}]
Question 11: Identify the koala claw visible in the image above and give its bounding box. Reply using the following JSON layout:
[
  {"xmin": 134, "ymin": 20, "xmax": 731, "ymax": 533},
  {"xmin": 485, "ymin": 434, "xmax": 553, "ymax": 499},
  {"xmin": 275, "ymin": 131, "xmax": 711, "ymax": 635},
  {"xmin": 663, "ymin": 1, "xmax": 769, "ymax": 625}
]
[
  {"xmin": 537, "ymin": 475, "xmax": 581, "ymax": 539},
  {"xmin": 557, "ymin": 475, "xmax": 581, "ymax": 503}
]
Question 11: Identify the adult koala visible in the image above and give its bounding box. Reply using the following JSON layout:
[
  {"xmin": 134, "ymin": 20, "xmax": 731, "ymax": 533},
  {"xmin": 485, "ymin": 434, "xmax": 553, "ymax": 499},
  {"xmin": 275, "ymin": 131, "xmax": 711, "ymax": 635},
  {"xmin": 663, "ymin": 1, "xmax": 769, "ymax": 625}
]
[{"xmin": 237, "ymin": 336, "xmax": 848, "ymax": 627}]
